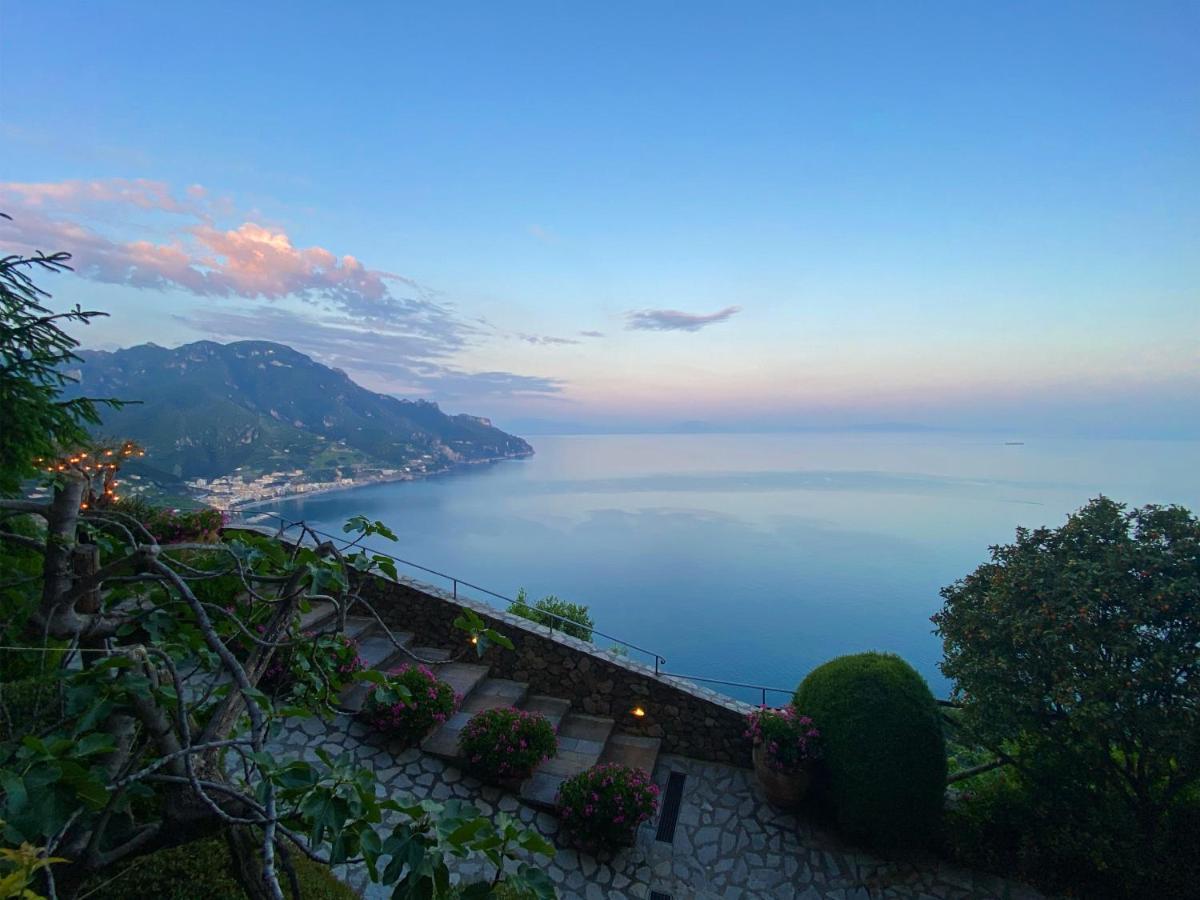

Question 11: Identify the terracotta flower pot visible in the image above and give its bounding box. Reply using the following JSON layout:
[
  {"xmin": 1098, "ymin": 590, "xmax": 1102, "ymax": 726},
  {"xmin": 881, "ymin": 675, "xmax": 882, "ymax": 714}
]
[{"xmin": 752, "ymin": 744, "xmax": 811, "ymax": 809}]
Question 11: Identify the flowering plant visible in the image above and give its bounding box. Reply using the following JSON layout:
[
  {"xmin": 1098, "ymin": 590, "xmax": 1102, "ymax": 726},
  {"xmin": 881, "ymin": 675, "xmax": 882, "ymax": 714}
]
[
  {"xmin": 458, "ymin": 707, "xmax": 557, "ymax": 782},
  {"xmin": 360, "ymin": 663, "xmax": 460, "ymax": 743},
  {"xmin": 744, "ymin": 705, "xmax": 821, "ymax": 773},
  {"xmin": 557, "ymin": 763, "xmax": 659, "ymax": 852}
]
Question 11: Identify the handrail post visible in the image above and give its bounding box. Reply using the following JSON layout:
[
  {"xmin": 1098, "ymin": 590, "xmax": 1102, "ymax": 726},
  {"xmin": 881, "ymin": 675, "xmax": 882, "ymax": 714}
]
[{"xmin": 453, "ymin": 579, "xmax": 457, "ymax": 600}]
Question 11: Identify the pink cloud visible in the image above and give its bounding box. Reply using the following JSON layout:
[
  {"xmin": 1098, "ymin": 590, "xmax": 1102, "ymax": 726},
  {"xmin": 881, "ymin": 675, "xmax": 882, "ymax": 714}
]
[
  {"xmin": 1, "ymin": 178, "xmax": 196, "ymax": 214},
  {"xmin": 0, "ymin": 177, "xmax": 463, "ymax": 348},
  {"xmin": 0, "ymin": 182, "xmax": 417, "ymax": 325}
]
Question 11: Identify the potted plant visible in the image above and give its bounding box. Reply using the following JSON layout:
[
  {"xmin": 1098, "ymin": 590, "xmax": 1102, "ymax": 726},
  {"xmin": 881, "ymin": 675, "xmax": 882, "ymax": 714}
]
[
  {"xmin": 458, "ymin": 707, "xmax": 558, "ymax": 785},
  {"xmin": 557, "ymin": 763, "xmax": 660, "ymax": 854},
  {"xmin": 744, "ymin": 705, "xmax": 821, "ymax": 808},
  {"xmin": 360, "ymin": 663, "xmax": 461, "ymax": 744}
]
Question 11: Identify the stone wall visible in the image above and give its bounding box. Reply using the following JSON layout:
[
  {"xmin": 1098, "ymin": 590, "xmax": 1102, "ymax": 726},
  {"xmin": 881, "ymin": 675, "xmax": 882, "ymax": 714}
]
[{"xmin": 356, "ymin": 572, "xmax": 755, "ymax": 766}]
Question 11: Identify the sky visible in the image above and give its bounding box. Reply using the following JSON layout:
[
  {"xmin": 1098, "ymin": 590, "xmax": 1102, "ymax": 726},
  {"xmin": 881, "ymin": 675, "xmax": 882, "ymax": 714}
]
[{"xmin": 1, "ymin": 1, "xmax": 1197, "ymax": 436}]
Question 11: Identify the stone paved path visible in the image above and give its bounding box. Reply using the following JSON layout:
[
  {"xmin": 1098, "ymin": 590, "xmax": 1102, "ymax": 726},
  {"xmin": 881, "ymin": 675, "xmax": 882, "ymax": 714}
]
[{"xmin": 270, "ymin": 716, "xmax": 1042, "ymax": 899}]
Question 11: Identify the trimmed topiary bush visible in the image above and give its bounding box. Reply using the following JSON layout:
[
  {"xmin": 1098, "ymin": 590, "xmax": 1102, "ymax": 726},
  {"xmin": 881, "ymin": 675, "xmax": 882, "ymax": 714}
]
[
  {"xmin": 458, "ymin": 707, "xmax": 558, "ymax": 783},
  {"xmin": 79, "ymin": 835, "xmax": 355, "ymax": 899},
  {"xmin": 795, "ymin": 652, "xmax": 946, "ymax": 849}
]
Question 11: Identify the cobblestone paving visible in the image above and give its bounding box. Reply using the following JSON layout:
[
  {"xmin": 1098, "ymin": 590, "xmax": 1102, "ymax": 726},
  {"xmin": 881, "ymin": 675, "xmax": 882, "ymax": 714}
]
[{"xmin": 270, "ymin": 716, "xmax": 1042, "ymax": 900}]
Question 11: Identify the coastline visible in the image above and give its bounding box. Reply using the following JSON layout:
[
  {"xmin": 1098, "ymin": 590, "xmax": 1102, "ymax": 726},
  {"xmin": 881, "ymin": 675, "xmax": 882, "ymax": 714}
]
[{"xmin": 226, "ymin": 450, "xmax": 533, "ymax": 512}]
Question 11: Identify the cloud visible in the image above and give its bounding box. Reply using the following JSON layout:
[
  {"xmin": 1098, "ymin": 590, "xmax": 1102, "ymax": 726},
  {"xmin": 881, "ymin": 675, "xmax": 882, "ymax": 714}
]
[
  {"xmin": 578, "ymin": 330, "xmax": 604, "ymax": 338},
  {"xmin": 185, "ymin": 306, "xmax": 564, "ymax": 401},
  {"xmin": 0, "ymin": 178, "xmax": 198, "ymax": 214},
  {"xmin": 518, "ymin": 332, "xmax": 581, "ymax": 346},
  {"xmin": 1, "ymin": 177, "xmax": 568, "ymax": 407},
  {"xmin": 625, "ymin": 305, "xmax": 741, "ymax": 332},
  {"xmin": 0, "ymin": 180, "xmax": 467, "ymax": 347}
]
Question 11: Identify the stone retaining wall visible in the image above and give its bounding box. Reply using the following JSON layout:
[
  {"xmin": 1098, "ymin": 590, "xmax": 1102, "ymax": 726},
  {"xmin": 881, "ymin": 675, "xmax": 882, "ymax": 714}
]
[{"xmin": 356, "ymin": 572, "xmax": 755, "ymax": 766}]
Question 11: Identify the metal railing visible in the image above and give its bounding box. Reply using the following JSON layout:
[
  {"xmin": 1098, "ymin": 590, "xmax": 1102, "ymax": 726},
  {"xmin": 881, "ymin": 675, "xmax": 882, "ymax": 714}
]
[
  {"xmin": 661, "ymin": 674, "xmax": 793, "ymax": 708},
  {"xmin": 234, "ymin": 512, "xmax": 670, "ymax": 675},
  {"xmin": 226, "ymin": 511, "xmax": 960, "ymax": 708}
]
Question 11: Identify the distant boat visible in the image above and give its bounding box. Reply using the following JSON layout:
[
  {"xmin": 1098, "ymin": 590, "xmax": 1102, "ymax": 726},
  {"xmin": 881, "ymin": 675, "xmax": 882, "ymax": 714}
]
[{"xmin": 1004, "ymin": 441, "xmax": 1025, "ymax": 446}]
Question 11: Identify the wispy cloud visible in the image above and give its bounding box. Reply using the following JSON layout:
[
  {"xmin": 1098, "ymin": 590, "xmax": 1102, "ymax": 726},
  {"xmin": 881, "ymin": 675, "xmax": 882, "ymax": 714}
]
[
  {"xmin": 518, "ymin": 332, "xmax": 581, "ymax": 346},
  {"xmin": 626, "ymin": 305, "xmax": 741, "ymax": 332},
  {"xmin": 578, "ymin": 330, "xmax": 604, "ymax": 338},
  {"xmin": 0, "ymin": 178, "xmax": 198, "ymax": 214},
  {"xmin": 184, "ymin": 307, "xmax": 565, "ymax": 401}
]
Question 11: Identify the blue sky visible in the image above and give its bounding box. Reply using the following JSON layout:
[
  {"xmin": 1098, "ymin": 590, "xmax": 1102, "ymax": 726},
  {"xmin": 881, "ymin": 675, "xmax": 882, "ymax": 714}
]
[{"xmin": 1, "ymin": 1, "xmax": 1196, "ymax": 435}]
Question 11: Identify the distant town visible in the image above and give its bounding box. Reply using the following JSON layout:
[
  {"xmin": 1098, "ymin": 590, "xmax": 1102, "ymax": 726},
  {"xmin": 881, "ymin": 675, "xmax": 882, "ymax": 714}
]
[{"xmin": 185, "ymin": 456, "xmax": 444, "ymax": 510}]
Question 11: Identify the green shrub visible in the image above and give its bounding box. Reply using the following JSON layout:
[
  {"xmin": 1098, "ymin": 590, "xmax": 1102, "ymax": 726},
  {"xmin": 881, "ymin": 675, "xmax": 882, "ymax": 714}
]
[
  {"xmin": 509, "ymin": 589, "xmax": 594, "ymax": 641},
  {"xmin": 934, "ymin": 498, "xmax": 1200, "ymax": 877},
  {"xmin": 946, "ymin": 765, "xmax": 1200, "ymax": 899},
  {"xmin": 112, "ymin": 498, "xmax": 225, "ymax": 543},
  {"xmin": 458, "ymin": 707, "xmax": 558, "ymax": 783},
  {"xmin": 79, "ymin": 835, "xmax": 355, "ymax": 899},
  {"xmin": 0, "ymin": 515, "xmax": 47, "ymax": 683},
  {"xmin": 0, "ymin": 678, "xmax": 62, "ymax": 742},
  {"xmin": 794, "ymin": 652, "xmax": 946, "ymax": 849}
]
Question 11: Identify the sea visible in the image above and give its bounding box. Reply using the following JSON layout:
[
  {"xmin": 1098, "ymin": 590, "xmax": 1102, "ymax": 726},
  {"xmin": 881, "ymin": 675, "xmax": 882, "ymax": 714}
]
[{"xmin": 259, "ymin": 433, "xmax": 1199, "ymax": 704}]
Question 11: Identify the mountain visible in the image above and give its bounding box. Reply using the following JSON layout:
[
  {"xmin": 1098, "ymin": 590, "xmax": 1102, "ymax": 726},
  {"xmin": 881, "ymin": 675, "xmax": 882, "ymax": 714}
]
[{"xmin": 67, "ymin": 340, "xmax": 533, "ymax": 481}]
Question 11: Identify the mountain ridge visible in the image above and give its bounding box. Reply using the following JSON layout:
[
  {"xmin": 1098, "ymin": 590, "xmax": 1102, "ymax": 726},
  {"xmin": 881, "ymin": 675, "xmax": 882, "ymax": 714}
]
[{"xmin": 67, "ymin": 339, "xmax": 533, "ymax": 482}]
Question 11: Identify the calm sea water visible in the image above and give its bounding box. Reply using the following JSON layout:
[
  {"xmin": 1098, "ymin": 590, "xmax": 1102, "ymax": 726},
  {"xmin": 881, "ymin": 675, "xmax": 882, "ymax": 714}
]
[{"xmin": 261, "ymin": 433, "xmax": 1199, "ymax": 703}]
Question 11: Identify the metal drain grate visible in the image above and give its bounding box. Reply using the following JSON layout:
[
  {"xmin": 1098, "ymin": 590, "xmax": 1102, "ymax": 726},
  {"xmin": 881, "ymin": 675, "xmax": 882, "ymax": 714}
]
[
  {"xmin": 649, "ymin": 892, "xmax": 672, "ymax": 900},
  {"xmin": 655, "ymin": 771, "xmax": 687, "ymax": 843}
]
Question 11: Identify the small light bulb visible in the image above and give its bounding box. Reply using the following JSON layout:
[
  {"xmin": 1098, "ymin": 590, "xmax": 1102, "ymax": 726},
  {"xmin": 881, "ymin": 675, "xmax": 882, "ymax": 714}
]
[{"xmin": 631, "ymin": 706, "xmax": 646, "ymax": 718}]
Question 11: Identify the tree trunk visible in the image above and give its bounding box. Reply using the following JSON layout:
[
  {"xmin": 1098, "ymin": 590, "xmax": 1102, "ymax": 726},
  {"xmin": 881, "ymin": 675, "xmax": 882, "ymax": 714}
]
[
  {"xmin": 225, "ymin": 826, "xmax": 277, "ymax": 900},
  {"xmin": 40, "ymin": 476, "xmax": 85, "ymax": 613},
  {"xmin": 73, "ymin": 540, "xmax": 103, "ymax": 666}
]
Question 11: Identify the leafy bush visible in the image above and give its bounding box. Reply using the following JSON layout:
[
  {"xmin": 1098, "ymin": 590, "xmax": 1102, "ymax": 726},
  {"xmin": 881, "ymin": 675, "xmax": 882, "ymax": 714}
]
[
  {"xmin": 794, "ymin": 652, "xmax": 946, "ymax": 849},
  {"xmin": 744, "ymin": 706, "xmax": 822, "ymax": 773},
  {"xmin": 360, "ymin": 664, "xmax": 460, "ymax": 743},
  {"xmin": 557, "ymin": 763, "xmax": 659, "ymax": 853},
  {"xmin": 509, "ymin": 589, "xmax": 594, "ymax": 641},
  {"xmin": 0, "ymin": 516, "xmax": 49, "ymax": 683},
  {"xmin": 78, "ymin": 835, "xmax": 355, "ymax": 899},
  {"xmin": 260, "ymin": 630, "xmax": 365, "ymax": 701},
  {"xmin": 0, "ymin": 679, "xmax": 62, "ymax": 743},
  {"xmin": 112, "ymin": 498, "xmax": 225, "ymax": 543},
  {"xmin": 459, "ymin": 707, "xmax": 558, "ymax": 783},
  {"xmin": 934, "ymin": 497, "xmax": 1200, "ymax": 856},
  {"xmin": 945, "ymin": 765, "xmax": 1200, "ymax": 899}
]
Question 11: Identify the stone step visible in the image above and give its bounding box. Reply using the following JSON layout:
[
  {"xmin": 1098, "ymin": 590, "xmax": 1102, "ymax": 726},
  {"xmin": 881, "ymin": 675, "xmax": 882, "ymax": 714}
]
[
  {"xmin": 522, "ymin": 695, "xmax": 572, "ymax": 732},
  {"xmin": 519, "ymin": 713, "xmax": 615, "ymax": 809},
  {"xmin": 357, "ymin": 632, "xmax": 414, "ymax": 669},
  {"xmin": 418, "ymin": 662, "xmax": 493, "ymax": 759},
  {"xmin": 341, "ymin": 616, "xmax": 379, "ymax": 641},
  {"xmin": 432, "ymin": 661, "xmax": 491, "ymax": 698},
  {"xmin": 298, "ymin": 599, "xmax": 337, "ymax": 632},
  {"xmin": 599, "ymin": 732, "xmax": 662, "ymax": 775},
  {"xmin": 460, "ymin": 678, "xmax": 529, "ymax": 715},
  {"xmin": 335, "ymin": 631, "xmax": 414, "ymax": 713},
  {"xmin": 408, "ymin": 646, "xmax": 452, "ymax": 663}
]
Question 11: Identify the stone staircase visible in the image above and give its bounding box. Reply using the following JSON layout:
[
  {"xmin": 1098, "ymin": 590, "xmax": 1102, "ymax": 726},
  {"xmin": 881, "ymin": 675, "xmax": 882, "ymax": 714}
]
[{"xmin": 302, "ymin": 600, "xmax": 662, "ymax": 810}]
